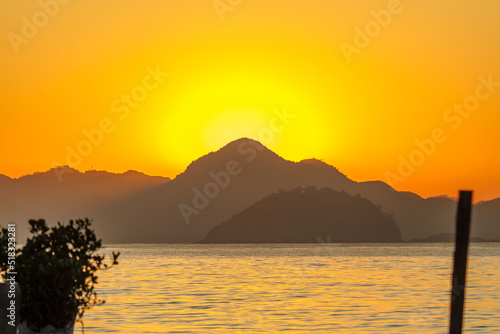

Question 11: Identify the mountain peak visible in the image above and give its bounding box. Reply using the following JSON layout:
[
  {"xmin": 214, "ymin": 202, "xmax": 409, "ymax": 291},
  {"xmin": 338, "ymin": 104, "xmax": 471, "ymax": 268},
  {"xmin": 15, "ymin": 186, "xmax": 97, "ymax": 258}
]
[
  {"xmin": 50, "ymin": 165, "xmax": 80, "ymax": 174},
  {"xmin": 298, "ymin": 158, "xmax": 336, "ymax": 168},
  {"xmin": 180, "ymin": 137, "xmax": 283, "ymax": 176},
  {"xmin": 221, "ymin": 137, "xmax": 267, "ymax": 150},
  {"xmin": 15, "ymin": 166, "xmax": 82, "ymax": 181}
]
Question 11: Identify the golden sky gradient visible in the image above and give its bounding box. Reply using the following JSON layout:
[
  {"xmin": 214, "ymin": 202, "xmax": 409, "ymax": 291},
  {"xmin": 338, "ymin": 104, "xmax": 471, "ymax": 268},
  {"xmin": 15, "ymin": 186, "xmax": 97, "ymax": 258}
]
[{"xmin": 1, "ymin": 0, "xmax": 500, "ymax": 202}]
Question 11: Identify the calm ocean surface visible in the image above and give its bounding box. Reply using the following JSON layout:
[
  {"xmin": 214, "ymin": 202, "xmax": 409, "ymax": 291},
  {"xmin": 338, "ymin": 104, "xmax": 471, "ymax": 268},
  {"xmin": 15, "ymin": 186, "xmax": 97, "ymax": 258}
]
[{"xmin": 80, "ymin": 243, "xmax": 500, "ymax": 333}]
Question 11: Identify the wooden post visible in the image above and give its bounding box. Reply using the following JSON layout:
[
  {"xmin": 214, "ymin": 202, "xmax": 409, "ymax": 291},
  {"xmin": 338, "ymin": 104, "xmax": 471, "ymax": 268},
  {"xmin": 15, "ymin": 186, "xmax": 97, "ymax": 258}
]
[{"xmin": 449, "ymin": 190, "xmax": 473, "ymax": 334}]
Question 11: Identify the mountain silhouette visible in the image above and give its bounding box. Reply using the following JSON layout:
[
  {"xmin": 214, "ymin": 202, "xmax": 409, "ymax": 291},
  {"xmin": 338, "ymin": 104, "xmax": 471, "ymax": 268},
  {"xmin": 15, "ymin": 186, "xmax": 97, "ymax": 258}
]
[
  {"xmin": 0, "ymin": 167, "xmax": 169, "ymax": 241},
  {"xmin": 471, "ymin": 198, "xmax": 500, "ymax": 239},
  {"xmin": 78, "ymin": 138, "xmax": 498, "ymax": 243},
  {"xmin": 198, "ymin": 187, "xmax": 402, "ymax": 243},
  {"xmin": 2, "ymin": 138, "xmax": 499, "ymax": 243},
  {"xmin": 88, "ymin": 138, "xmax": 358, "ymax": 243}
]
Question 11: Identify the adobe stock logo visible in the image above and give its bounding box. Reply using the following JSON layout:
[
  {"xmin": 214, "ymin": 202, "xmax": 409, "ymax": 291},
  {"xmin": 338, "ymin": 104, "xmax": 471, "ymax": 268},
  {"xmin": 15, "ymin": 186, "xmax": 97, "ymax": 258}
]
[
  {"xmin": 52, "ymin": 65, "xmax": 169, "ymax": 182},
  {"xmin": 384, "ymin": 74, "xmax": 499, "ymax": 186},
  {"xmin": 213, "ymin": 0, "xmax": 243, "ymax": 21},
  {"xmin": 340, "ymin": 0, "xmax": 405, "ymax": 63},
  {"xmin": 7, "ymin": 0, "xmax": 71, "ymax": 54}
]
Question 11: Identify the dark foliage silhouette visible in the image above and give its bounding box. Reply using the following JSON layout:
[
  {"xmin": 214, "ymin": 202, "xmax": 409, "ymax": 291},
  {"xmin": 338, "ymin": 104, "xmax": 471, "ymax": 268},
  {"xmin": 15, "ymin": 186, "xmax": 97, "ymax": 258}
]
[{"xmin": 0, "ymin": 219, "xmax": 119, "ymax": 332}]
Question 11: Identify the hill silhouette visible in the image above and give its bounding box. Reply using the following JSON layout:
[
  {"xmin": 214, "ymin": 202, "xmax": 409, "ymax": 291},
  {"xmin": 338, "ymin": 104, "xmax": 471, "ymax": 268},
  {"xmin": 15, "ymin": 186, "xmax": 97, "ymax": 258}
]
[
  {"xmin": 88, "ymin": 138, "xmax": 461, "ymax": 242},
  {"xmin": 89, "ymin": 138, "xmax": 358, "ymax": 242},
  {"xmin": 0, "ymin": 167, "xmax": 169, "ymax": 241},
  {"xmin": 198, "ymin": 187, "xmax": 402, "ymax": 243},
  {"xmin": 2, "ymin": 138, "xmax": 499, "ymax": 243},
  {"xmin": 471, "ymin": 198, "xmax": 500, "ymax": 239}
]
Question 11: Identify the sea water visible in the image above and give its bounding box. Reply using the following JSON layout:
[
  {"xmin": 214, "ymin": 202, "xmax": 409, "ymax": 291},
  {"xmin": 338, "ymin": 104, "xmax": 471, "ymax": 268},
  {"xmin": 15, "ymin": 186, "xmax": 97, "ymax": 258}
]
[{"xmin": 80, "ymin": 243, "xmax": 500, "ymax": 333}]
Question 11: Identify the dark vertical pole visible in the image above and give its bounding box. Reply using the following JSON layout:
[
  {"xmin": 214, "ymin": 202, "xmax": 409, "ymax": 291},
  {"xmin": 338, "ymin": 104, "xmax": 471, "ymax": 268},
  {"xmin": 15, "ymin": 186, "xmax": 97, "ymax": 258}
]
[{"xmin": 449, "ymin": 190, "xmax": 473, "ymax": 334}]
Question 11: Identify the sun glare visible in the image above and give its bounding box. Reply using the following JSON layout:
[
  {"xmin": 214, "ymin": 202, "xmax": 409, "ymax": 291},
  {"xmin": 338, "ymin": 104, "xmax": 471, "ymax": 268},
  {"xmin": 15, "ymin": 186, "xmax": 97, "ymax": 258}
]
[
  {"xmin": 161, "ymin": 68, "xmax": 329, "ymax": 166},
  {"xmin": 201, "ymin": 107, "xmax": 269, "ymax": 150}
]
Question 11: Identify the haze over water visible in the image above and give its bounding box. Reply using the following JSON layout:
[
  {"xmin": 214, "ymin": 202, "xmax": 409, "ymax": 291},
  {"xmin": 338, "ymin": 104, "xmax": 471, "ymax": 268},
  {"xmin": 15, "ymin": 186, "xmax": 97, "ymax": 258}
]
[{"xmin": 81, "ymin": 243, "xmax": 500, "ymax": 333}]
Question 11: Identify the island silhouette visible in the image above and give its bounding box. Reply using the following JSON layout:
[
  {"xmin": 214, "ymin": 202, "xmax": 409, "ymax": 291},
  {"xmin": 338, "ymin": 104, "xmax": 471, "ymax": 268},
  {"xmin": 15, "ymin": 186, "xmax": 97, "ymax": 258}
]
[{"xmin": 198, "ymin": 186, "xmax": 402, "ymax": 243}]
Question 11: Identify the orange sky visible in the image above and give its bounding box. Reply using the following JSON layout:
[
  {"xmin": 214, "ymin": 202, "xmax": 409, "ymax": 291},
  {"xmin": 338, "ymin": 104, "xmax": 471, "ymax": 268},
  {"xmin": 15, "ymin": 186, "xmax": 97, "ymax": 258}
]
[{"xmin": 1, "ymin": 0, "xmax": 500, "ymax": 202}]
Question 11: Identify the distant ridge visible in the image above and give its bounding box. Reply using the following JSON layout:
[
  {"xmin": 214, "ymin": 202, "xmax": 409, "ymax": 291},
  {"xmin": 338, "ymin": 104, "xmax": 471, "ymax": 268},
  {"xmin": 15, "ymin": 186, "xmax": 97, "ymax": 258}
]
[
  {"xmin": 79, "ymin": 138, "xmax": 500, "ymax": 243},
  {"xmin": 8, "ymin": 166, "xmax": 168, "ymax": 181},
  {"xmin": 1, "ymin": 138, "xmax": 499, "ymax": 243},
  {"xmin": 410, "ymin": 233, "xmax": 500, "ymax": 243},
  {"xmin": 0, "ymin": 168, "xmax": 169, "ymax": 241}
]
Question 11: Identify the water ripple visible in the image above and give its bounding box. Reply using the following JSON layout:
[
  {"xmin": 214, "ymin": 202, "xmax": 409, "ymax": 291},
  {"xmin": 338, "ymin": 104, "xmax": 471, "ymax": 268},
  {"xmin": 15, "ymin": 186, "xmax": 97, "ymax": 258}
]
[{"xmin": 79, "ymin": 243, "xmax": 500, "ymax": 333}]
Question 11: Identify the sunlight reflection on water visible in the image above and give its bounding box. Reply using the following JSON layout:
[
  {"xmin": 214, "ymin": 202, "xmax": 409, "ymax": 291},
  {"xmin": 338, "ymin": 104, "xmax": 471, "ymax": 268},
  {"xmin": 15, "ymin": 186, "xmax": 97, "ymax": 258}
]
[{"xmin": 79, "ymin": 243, "xmax": 500, "ymax": 333}]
